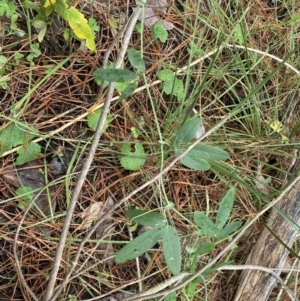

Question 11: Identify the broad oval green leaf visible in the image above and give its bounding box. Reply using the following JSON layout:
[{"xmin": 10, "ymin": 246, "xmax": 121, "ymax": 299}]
[
  {"xmin": 180, "ymin": 154, "xmax": 210, "ymax": 171},
  {"xmin": 162, "ymin": 225, "xmax": 181, "ymax": 275},
  {"xmin": 128, "ymin": 48, "xmax": 145, "ymax": 73},
  {"xmin": 125, "ymin": 209, "xmax": 168, "ymax": 228},
  {"xmin": 187, "ymin": 144, "xmax": 229, "ymax": 161},
  {"xmin": 216, "ymin": 221, "xmax": 243, "ymax": 240},
  {"xmin": 173, "ymin": 118, "xmax": 201, "ymax": 148},
  {"xmin": 215, "ymin": 187, "xmax": 236, "ymax": 230},
  {"xmin": 93, "ymin": 68, "xmax": 138, "ymax": 83},
  {"xmin": 115, "ymin": 228, "xmax": 163, "ymax": 264},
  {"xmin": 194, "ymin": 211, "xmax": 218, "ymax": 238}
]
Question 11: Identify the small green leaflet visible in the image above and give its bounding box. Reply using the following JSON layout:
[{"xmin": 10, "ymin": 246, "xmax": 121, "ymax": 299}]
[
  {"xmin": 128, "ymin": 48, "xmax": 145, "ymax": 73},
  {"xmin": 119, "ymin": 82, "xmax": 138, "ymax": 101},
  {"xmin": 173, "ymin": 118, "xmax": 201, "ymax": 148},
  {"xmin": 125, "ymin": 209, "xmax": 168, "ymax": 228},
  {"xmin": 162, "ymin": 225, "xmax": 181, "ymax": 275},
  {"xmin": 93, "ymin": 68, "xmax": 138, "ymax": 83},
  {"xmin": 114, "ymin": 228, "xmax": 164, "ymax": 264},
  {"xmin": 176, "ymin": 144, "xmax": 229, "ymax": 171},
  {"xmin": 151, "ymin": 21, "xmax": 168, "ymax": 43},
  {"xmin": 0, "ymin": 122, "xmax": 39, "ymax": 161},
  {"xmin": 16, "ymin": 142, "xmax": 41, "ymax": 165},
  {"xmin": 158, "ymin": 69, "xmax": 184, "ymax": 101},
  {"xmin": 120, "ymin": 142, "xmax": 146, "ymax": 171},
  {"xmin": 194, "ymin": 211, "xmax": 218, "ymax": 238},
  {"xmin": 87, "ymin": 108, "xmax": 112, "ymax": 131},
  {"xmin": 217, "ymin": 221, "xmax": 243, "ymax": 240},
  {"xmin": 215, "ymin": 187, "xmax": 236, "ymax": 230},
  {"xmin": 16, "ymin": 186, "xmax": 34, "ymax": 210}
]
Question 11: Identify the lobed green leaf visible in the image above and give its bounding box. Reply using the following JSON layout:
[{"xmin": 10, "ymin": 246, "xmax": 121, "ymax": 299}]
[
  {"xmin": 120, "ymin": 142, "xmax": 146, "ymax": 171},
  {"xmin": 16, "ymin": 142, "xmax": 41, "ymax": 165}
]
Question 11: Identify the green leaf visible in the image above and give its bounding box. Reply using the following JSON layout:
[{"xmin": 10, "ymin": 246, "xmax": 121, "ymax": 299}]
[
  {"xmin": 66, "ymin": 7, "xmax": 96, "ymax": 51},
  {"xmin": 173, "ymin": 118, "xmax": 201, "ymax": 147},
  {"xmin": 194, "ymin": 211, "xmax": 218, "ymax": 238},
  {"xmin": 0, "ymin": 55, "xmax": 8, "ymax": 64},
  {"xmin": 0, "ymin": 122, "xmax": 37, "ymax": 155},
  {"xmin": 115, "ymin": 228, "xmax": 163, "ymax": 264},
  {"xmin": 151, "ymin": 21, "xmax": 168, "ymax": 43},
  {"xmin": 128, "ymin": 48, "xmax": 145, "ymax": 73},
  {"xmin": 88, "ymin": 17, "xmax": 100, "ymax": 33},
  {"xmin": 158, "ymin": 69, "xmax": 184, "ymax": 100},
  {"xmin": 119, "ymin": 82, "xmax": 138, "ymax": 101},
  {"xmin": 125, "ymin": 209, "xmax": 168, "ymax": 228},
  {"xmin": 93, "ymin": 68, "xmax": 138, "ymax": 83},
  {"xmin": 16, "ymin": 142, "xmax": 41, "ymax": 165},
  {"xmin": 234, "ymin": 23, "xmax": 244, "ymax": 44},
  {"xmin": 186, "ymin": 280, "xmax": 197, "ymax": 299},
  {"xmin": 190, "ymin": 242, "xmax": 215, "ymax": 273},
  {"xmin": 0, "ymin": 0, "xmax": 17, "ymax": 17},
  {"xmin": 120, "ymin": 142, "xmax": 146, "ymax": 171},
  {"xmin": 131, "ymin": 127, "xmax": 139, "ymax": 139},
  {"xmin": 179, "ymin": 153, "xmax": 210, "ymax": 171},
  {"xmin": 195, "ymin": 242, "xmax": 216, "ymax": 255},
  {"xmin": 186, "ymin": 144, "xmax": 230, "ymax": 161},
  {"xmin": 215, "ymin": 187, "xmax": 236, "ymax": 230},
  {"xmin": 158, "ymin": 69, "xmax": 174, "ymax": 82},
  {"xmin": 162, "ymin": 225, "xmax": 181, "ymax": 275},
  {"xmin": 87, "ymin": 109, "xmax": 112, "ymax": 131},
  {"xmin": 38, "ymin": 23, "xmax": 47, "ymax": 43},
  {"xmin": 16, "ymin": 186, "xmax": 34, "ymax": 210},
  {"xmin": 217, "ymin": 221, "xmax": 243, "ymax": 240},
  {"xmin": 164, "ymin": 292, "xmax": 176, "ymax": 301}
]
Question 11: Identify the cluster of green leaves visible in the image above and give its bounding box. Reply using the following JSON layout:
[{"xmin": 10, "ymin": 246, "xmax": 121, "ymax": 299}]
[
  {"xmin": 183, "ymin": 187, "xmax": 241, "ymax": 298},
  {"xmin": 0, "ymin": 0, "xmax": 24, "ymax": 36},
  {"xmin": 193, "ymin": 187, "xmax": 242, "ymax": 241},
  {"xmin": 0, "ymin": 121, "xmax": 40, "ymax": 164},
  {"xmin": 115, "ymin": 209, "xmax": 181, "ymax": 275},
  {"xmin": 173, "ymin": 118, "xmax": 229, "ymax": 170},
  {"xmin": 115, "ymin": 188, "xmax": 241, "ymax": 278}
]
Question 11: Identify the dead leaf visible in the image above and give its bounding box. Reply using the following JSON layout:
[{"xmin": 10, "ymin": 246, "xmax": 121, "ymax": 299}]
[
  {"xmin": 94, "ymin": 197, "xmax": 115, "ymax": 265},
  {"xmin": 254, "ymin": 164, "xmax": 271, "ymax": 195},
  {"xmin": 79, "ymin": 201, "xmax": 107, "ymax": 230},
  {"xmin": 136, "ymin": 0, "xmax": 174, "ymax": 30}
]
